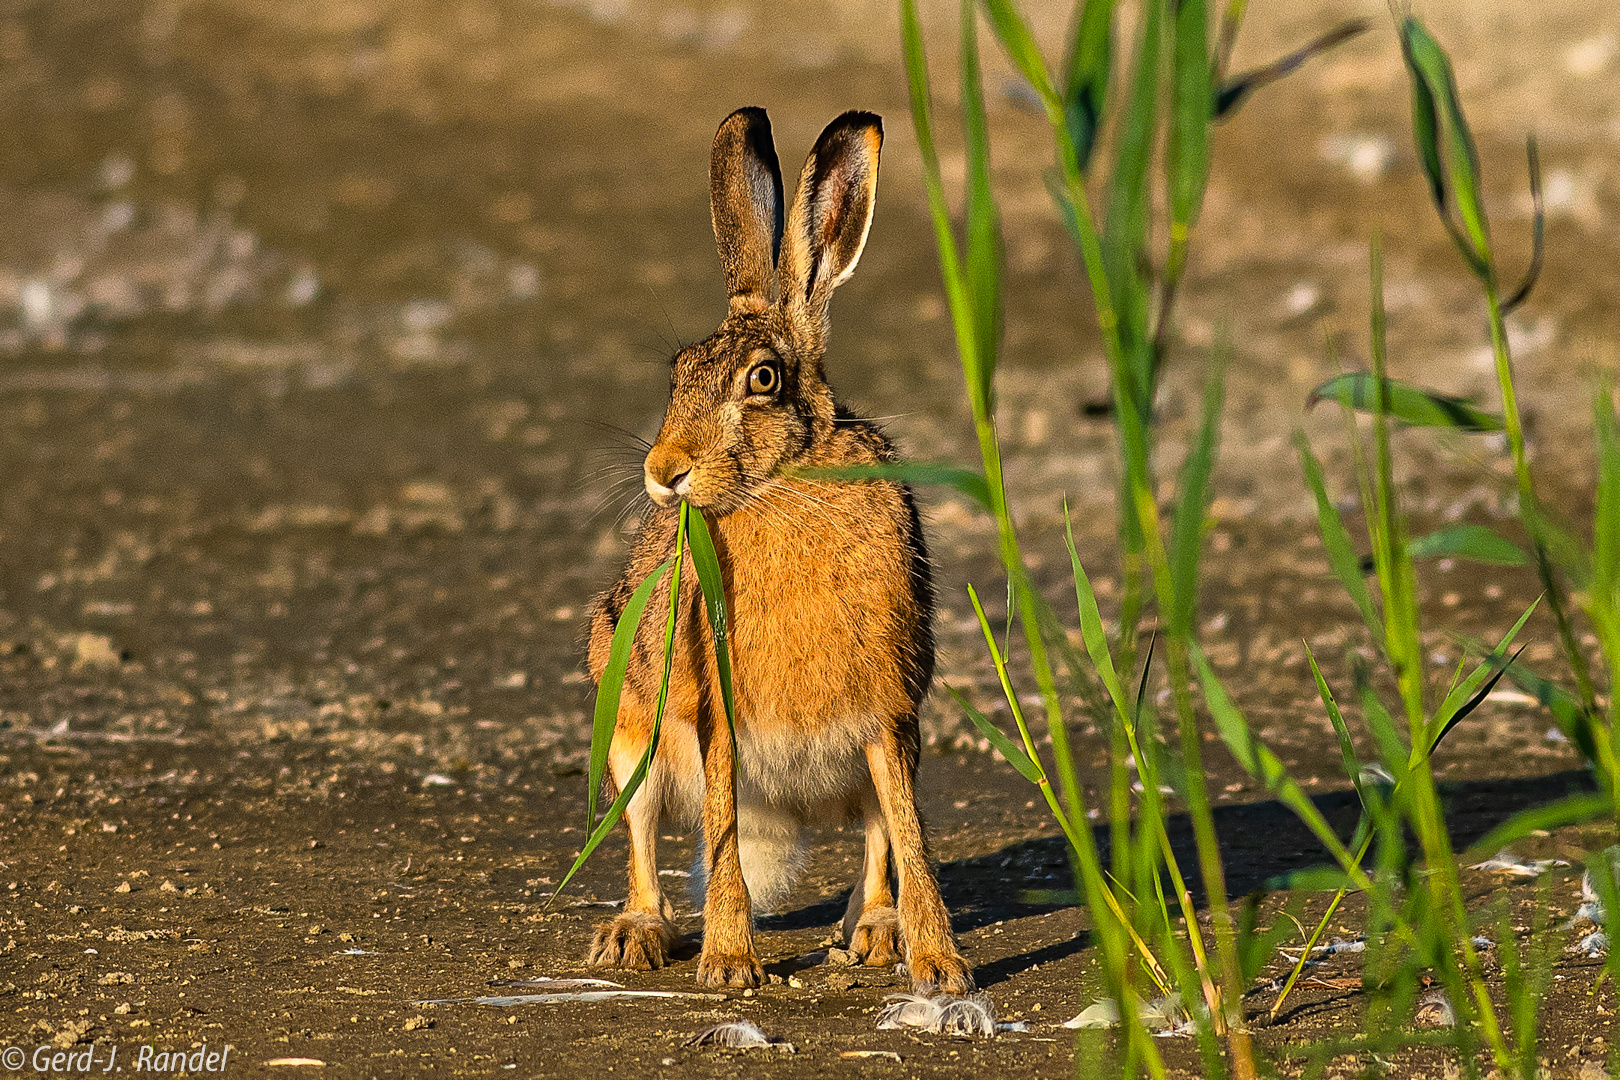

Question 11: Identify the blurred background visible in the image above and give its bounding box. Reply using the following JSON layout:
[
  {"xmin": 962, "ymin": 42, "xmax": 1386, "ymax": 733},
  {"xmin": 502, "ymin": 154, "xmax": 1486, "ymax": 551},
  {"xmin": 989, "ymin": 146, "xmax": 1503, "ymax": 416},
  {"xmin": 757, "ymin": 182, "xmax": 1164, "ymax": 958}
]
[{"xmin": 0, "ymin": 0, "xmax": 1616, "ymax": 781}]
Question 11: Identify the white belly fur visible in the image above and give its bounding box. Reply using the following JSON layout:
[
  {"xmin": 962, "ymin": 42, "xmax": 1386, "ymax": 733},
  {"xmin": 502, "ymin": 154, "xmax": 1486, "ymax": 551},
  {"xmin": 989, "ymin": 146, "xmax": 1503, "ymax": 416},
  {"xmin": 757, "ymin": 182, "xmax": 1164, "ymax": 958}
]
[{"xmin": 656, "ymin": 716, "xmax": 879, "ymax": 914}]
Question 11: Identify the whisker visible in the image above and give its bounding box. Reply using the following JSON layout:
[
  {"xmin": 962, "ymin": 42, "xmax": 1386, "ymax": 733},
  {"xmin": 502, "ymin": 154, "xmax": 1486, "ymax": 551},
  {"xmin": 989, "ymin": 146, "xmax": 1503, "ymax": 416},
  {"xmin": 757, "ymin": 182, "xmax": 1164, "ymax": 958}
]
[{"xmin": 586, "ymin": 420, "xmax": 655, "ymax": 451}]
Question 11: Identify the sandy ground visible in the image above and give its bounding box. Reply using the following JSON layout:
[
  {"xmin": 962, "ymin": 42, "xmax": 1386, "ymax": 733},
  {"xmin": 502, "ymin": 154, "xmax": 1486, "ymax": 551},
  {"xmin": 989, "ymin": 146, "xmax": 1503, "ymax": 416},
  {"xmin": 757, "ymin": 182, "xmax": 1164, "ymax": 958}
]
[{"xmin": 1, "ymin": 0, "xmax": 1619, "ymax": 1075}]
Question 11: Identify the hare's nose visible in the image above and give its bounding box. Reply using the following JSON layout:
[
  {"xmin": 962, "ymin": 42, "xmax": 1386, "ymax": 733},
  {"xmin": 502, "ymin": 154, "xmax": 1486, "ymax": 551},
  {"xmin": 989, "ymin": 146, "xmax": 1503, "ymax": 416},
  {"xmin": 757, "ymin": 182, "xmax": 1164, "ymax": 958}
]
[{"xmin": 644, "ymin": 451, "xmax": 694, "ymax": 507}]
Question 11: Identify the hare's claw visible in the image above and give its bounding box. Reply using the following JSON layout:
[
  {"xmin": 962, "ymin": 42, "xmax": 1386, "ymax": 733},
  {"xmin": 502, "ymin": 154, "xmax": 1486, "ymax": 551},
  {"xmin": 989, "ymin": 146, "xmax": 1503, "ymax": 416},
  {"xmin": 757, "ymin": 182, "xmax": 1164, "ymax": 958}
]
[
  {"xmin": 696, "ymin": 949, "xmax": 764, "ymax": 988},
  {"xmin": 589, "ymin": 911, "xmax": 677, "ymax": 971},
  {"xmin": 908, "ymin": 950, "xmax": 976, "ymax": 996},
  {"xmin": 848, "ymin": 905, "xmax": 903, "ymax": 968}
]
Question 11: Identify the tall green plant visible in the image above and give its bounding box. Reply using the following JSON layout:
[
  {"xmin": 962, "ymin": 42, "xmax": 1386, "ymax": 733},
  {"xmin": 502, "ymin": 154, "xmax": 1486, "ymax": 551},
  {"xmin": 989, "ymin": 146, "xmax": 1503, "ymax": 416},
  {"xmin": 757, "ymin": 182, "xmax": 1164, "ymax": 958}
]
[{"xmin": 902, "ymin": 1, "xmax": 1364, "ymax": 1074}]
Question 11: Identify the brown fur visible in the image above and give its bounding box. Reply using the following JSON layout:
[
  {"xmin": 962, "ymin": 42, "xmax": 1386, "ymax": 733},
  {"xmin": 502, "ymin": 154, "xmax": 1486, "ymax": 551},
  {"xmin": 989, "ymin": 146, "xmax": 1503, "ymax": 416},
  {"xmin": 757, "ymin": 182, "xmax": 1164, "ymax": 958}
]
[{"xmin": 585, "ymin": 107, "xmax": 972, "ymax": 994}]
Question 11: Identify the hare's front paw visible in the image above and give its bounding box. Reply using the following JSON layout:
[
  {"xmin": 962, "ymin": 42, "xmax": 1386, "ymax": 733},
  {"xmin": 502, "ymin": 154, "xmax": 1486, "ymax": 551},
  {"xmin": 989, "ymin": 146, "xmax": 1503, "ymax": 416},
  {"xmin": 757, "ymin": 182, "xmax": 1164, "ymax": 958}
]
[
  {"xmin": 848, "ymin": 905, "xmax": 903, "ymax": 967},
  {"xmin": 589, "ymin": 911, "xmax": 676, "ymax": 971},
  {"xmin": 908, "ymin": 950, "xmax": 975, "ymax": 996},
  {"xmin": 696, "ymin": 948, "xmax": 764, "ymax": 989}
]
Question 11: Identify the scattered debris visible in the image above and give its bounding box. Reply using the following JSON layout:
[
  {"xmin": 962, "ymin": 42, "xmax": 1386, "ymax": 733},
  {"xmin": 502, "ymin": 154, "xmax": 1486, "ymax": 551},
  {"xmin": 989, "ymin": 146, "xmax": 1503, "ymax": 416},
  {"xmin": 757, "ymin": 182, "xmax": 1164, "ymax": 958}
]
[
  {"xmin": 1280, "ymin": 936, "xmax": 1367, "ymax": 962},
  {"xmin": 420, "ymin": 774, "xmax": 455, "ymax": 788},
  {"xmin": 878, "ymin": 993, "xmax": 999, "ymax": 1038},
  {"xmin": 402, "ymin": 1016, "xmax": 433, "ymax": 1031},
  {"xmin": 1318, "ymin": 132, "xmax": 1397, "ymax": 183},
  {"xmin": 683, "ymin": 1021, "xmax": 795, "ymax": 1052},
  {"xmin": 417, "ymin": 989, "xmax": 715, "ymax": 1007},
  {"xmin": 1570, "ymin": 932, "xmax": 1609, "ymax": 957},
  {"xmin": 1469, "ymin": 848, "xmax": 1568, "ymax": 878},
  {"xmin": 264, "ymin": 1060, "xmax": 326, "ymax": 1068},
  {"xmin": 1063, "ymin": 993, "xmax": 1197, "ymax": 1036},
  {"xmin": 486, "ymin": 977, "xmax": 624, "ymax": 990},
  {"xmin": 842, "ymin": 1050, "xmax": 903, "ymax": 1062},
  {"xmin": 827, "ymin": 947, "xmax": 859, "ymax": 967},
  {"xmin": 1415, "ymin": 989, "xmax": 1456, "ymax": 1028}
]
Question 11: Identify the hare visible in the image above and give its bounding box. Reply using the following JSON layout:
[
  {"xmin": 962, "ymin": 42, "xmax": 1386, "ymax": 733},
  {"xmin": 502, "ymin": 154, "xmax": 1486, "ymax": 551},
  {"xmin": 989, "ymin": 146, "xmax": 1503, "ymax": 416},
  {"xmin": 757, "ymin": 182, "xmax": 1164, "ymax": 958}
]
[{"xmin": 585, "ymin": 107, "xmax": 972, "ymax": 995}]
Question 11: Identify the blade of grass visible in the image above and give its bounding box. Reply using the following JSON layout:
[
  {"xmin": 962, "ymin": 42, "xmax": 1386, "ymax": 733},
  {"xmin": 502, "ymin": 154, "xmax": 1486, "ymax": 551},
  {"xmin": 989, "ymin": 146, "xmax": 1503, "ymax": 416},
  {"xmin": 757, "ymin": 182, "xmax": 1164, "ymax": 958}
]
[
  {"xmin": 554, "ymin": 508, "xmax": 690, "ymax": 908},
  {"xmin": 1406, "ymin": 524, "xmax": 1528, "ymax": 567},
  {"xmin": 1465, "ymin": 793, "xmax": 1612, "ymax": 858},
  {"xmin": 1307, "ymin": 372, "xmax": 1502, "ymax": 432},
  {"xmin": 1061, "ymin": 0, "xmax": 1115, "ymax": 172},
  {"xmin": 686, "ymin": 507, "xmax": 737, "ymax": 766},
  {"xmin": 948, "ymin": 684, "xmax": 1042, "ymax": 782},
  {"xmin": 586, "ymin": 558, "xmax": 674, "ymax": 831},
  {"xmin": 791, "ymin": 461, "xmax": 992, "ymax": 510},
  {"xmin": 1399, "ymin": 17, "xmax": 1492, "ymax": 280},
  {"xmin": 1214, "ymin": 20, "xmax": 1368, "ymax": 119},
  {"xmin": 1296, "ymin": 432, "xmax": 1382, "ymax": 643}
]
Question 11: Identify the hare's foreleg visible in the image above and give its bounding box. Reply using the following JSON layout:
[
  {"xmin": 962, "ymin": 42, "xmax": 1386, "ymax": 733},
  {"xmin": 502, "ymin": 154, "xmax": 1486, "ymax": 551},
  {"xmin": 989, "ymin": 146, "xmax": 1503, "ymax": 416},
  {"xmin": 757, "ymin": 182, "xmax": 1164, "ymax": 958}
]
[
  {"xmin": 842, "ymin": 804, "xmax": 903, "ymax": 967},
  {"xmin": 865, "ymin": 725, "xmax": 974, "ymax": 994},
  {"xmin": 695, "ymin": 715, "xmax": 763, "ymax": 988},
  {"xmin": 588, "ymin": 741, "xmax": 677, "ymax": 970}
]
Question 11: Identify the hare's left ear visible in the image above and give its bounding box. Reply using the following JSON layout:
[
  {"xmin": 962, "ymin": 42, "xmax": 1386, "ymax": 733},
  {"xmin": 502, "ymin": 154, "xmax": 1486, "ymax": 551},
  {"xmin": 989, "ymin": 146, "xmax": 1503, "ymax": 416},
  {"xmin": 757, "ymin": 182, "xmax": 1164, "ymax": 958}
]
[
  {"xmin": 778, "ymin": 111, "xmax": 882, "ymax": 321},
  {"xmin": 711, "ymin": 107, "xmax": 785, "ymax": 314}
]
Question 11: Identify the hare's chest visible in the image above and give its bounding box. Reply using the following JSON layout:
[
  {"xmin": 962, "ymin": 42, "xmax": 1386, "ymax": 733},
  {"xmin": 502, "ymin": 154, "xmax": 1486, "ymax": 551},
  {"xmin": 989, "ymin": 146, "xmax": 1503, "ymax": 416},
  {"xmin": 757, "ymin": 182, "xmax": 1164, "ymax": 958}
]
[{"xmin": 716, "ymin": 497, "xmax": 913, "ymax": 725}]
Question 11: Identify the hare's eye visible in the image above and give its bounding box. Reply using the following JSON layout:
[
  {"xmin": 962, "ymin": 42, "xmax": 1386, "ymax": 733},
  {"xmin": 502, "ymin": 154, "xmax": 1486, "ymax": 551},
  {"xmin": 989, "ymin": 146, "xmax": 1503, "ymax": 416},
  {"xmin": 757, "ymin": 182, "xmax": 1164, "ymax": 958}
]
[{"xmin": 747, "ymin": 362, "xmax": 779, "ymax": 396}]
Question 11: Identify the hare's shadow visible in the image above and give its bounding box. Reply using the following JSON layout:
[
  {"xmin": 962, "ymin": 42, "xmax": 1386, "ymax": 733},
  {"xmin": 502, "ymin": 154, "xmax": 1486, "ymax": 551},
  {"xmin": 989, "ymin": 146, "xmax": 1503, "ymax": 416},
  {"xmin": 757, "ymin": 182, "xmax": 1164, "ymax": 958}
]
[{"xmin": 763, "ymin": 768, "xmax": 1593, "ymax": 989}]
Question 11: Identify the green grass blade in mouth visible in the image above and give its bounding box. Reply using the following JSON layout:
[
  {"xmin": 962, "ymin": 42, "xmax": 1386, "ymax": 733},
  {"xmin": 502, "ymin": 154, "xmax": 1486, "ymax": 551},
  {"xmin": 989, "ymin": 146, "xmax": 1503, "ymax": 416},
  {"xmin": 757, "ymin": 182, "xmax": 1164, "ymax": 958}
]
[
  {"xmin": 553, "ymin": 507, "xmax": 689, "ymax": 909},
  {"xmin": 685, "ymin": 506, "xmax": 737, "ymax": 767},
  {"xmin": 585, "ymin": 556, "xmax": 674, "ymax": 833}
]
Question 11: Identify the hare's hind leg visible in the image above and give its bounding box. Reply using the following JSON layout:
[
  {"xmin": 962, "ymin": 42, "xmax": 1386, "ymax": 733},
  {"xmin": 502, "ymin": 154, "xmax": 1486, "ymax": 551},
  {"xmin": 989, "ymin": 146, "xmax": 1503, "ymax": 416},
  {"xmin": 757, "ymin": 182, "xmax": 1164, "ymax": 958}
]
[
  {"xmin": 588, "ymin": 743, "xmax": 677, "ymax": 970},
  {"xmin": 841, "ymin": 803, "xmax": 903, "ymax": 967},
  {"xmin": 865, "ymin": 723, "xmax": 974, "ymax": 994}
]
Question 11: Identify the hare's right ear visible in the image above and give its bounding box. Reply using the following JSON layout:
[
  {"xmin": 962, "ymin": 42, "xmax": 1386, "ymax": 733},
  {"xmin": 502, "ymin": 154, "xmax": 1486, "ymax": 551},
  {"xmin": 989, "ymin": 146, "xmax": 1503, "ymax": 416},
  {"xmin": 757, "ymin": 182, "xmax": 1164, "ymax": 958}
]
[
  {"xmin": 710, "ymin": 107, "xmax": 785, "ymax": 314},
  {"xmin": 777, "ymin": 111, "xmax": 881, "ymax": 323}
]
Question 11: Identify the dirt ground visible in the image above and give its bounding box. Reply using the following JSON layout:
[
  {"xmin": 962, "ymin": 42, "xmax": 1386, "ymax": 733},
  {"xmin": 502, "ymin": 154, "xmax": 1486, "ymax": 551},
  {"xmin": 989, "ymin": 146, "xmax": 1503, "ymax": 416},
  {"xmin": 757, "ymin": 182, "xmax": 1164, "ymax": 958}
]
[{"xmin": 2, "ymin": 0, "xmax": 1619, "ymax": 1076}]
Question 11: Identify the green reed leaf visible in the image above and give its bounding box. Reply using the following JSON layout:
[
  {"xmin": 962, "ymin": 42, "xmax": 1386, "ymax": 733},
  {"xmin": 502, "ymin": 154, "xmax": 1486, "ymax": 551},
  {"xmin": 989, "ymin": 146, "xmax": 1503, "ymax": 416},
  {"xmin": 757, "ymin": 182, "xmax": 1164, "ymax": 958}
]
[
  {"xmin": 1407, "ymin": 524, "xmax": 1528, "ymax": 567},
  {"xmin": 1307, "ymin": 372, "xmax": 1503, "ymax": 432},
  {"xmin": 1306, "ymin": 644, "xmax": 1364, "ymax": 806},
  {"xmin": 1061, "ymin": 0, "xmax": 1115, "ymax": 171},
  {"xmin": 1215, "ymin": 19, "xmax": 1368, "ymax": 119},
  {"xmin": 1467, "ymin": 793, "xmax": 1612, "ymax": 860},
  {"xmin": 949, "ymin": 685, "xmax": 1042, "ymax": 783},
  {"xmin": 1428, "ymin": 597, "xmax": 1538, "ymax": 748},
  {"xmin": 792, "ymin": 461, "xmax": 992, "ymax": 510},
  {"xmin": 902, "ymin": 0, "xmax": 986, "ymax": 419},
  {"xmin": 1399, "ymin": 18, "xmax": 1492, "ymax": 279},
  {"xmin": 961, "ymin": 0, "xmax": 1004, "ymax": 394},
  {"xmin": 1296, "ymin": 432, "xmax": 1381, "ymax": 642},
  {"xmin": 1166, "ymin": 0, "xmax": 1210, "ymax": 238},
  {"xmin": 1168, "ymin": 355, "xmax": 1225, "ymax": 638},
  {"xmin": 980, "ymin": 0, "xmax": 1059, "ymax": 109}
]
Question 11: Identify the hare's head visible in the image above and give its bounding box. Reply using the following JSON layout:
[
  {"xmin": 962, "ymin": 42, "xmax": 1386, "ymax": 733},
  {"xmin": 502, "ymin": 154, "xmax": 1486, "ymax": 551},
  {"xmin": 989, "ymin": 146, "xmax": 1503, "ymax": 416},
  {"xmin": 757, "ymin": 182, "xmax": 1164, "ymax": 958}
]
[{"xmin": 642, "ymin": 108, "xmax": 881, "ymax": 515}]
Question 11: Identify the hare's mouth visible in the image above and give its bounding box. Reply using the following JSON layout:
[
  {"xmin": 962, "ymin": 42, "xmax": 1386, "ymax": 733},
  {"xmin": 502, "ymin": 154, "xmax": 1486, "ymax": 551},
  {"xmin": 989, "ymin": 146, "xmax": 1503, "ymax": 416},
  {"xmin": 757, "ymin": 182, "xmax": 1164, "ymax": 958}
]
[{"xmin": 643, "ymin": 469, "xmax": 690, "ymax": 509}]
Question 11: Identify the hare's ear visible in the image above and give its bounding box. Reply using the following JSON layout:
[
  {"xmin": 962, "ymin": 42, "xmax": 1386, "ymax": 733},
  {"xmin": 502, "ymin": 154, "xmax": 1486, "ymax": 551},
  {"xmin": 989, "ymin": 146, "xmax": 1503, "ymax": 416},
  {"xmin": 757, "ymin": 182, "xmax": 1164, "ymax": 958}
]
[
  {"xmin": 711, "ymin": 107, "xmax": 785, "ymax": 314},
  {"xmin": 778, "ymin": 111, "xmax": 882, "ymax": 320}
]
